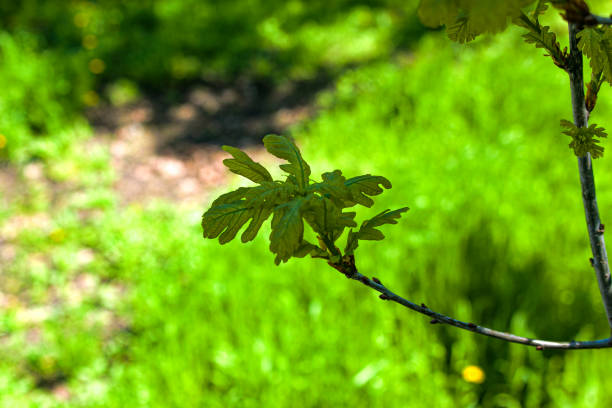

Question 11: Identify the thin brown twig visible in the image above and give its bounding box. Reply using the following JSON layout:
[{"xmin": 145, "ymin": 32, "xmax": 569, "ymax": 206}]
[{"xmin": 332, "ymin": 263, "xmax": 612, "ymax": 350}]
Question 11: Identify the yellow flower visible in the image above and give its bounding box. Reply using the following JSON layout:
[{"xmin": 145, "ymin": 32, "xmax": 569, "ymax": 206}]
[{"xmin": 462, "ymin": 365, "xmax": 485, "ymax": 384}]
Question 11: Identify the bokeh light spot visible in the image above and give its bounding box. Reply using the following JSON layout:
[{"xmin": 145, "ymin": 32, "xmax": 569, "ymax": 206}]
[
  {"xmin": 73, "ymin": 12, "xmax": 90, "ymax": 28},
  {"xmin": 83, "ymin": 90, "xmax": 100, "ymax": 106},
  {"xmin": 83, "ymin": 34, "xmax": 98, "ymax": 50},
  {"xmin": 89, "ymin": 58, "xmax": 106, "ymax": 74}
]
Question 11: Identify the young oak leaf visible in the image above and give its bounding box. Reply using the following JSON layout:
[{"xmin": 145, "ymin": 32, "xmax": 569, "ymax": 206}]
[
  {"xmin": 263, "ymin": 134, "xmax": 311, "ymax": 192},
  {"xmin": 417, "ymin": 0, "xmax": 459, "ymax": 28},
  {"xmin": 222, "ymin": 145, "xmax": 272, "ymax": 183},
  {"xmin": 302, "ymin": 196, "xmax": 357, "ymax": 241},
  {"xmin": 270, "ymin": 197, "xmax": 308, "ymax": 265},
  {"xmin": 345, "ymin": 207, "xmax": 409, "ymax": 254},
  {"xmin": 202, "ymin": 136, "xmax": 409, "ymax": 264},
  {"xmin": 308, "ymin": 170, "xmax": 351, "ymax": 208},
  {"xmin": 202, "ymin": 201, "xmax": 260, "ymax": 244},
  {"xmin": 447, "ymin": 17, "xmax": 477, "ymax": 44},
  {"xmin": 292, "ymin": 241, "xmax": 328, "ymax": 259},
  {"xmin": 202, "ymin": 183, "xmax": 293, "ymax": 244},
  {"xmin": 561, "ymin": 119, "xmax": 607, "ymax": 158},
  {"xmin": 532, "ymin": 0, "xmax": 549, "ymax": 20},
  {"xmin": 418, "ymin": 0, "xmax": 533, "ymax": 43},
  {"xmin": 578, "ymin": 27, "xmax": 612, "ymax": 85},
  {"xmin": 246, "ymin": 181, "xmax": 299, "ymax": 207},
  {"xmin": 344, "ymin": 175, "xmax": 392, "ymax": 208},
  {"xmin": 514, "ymin": 12, "xmax": 566, "ymax": 68}
]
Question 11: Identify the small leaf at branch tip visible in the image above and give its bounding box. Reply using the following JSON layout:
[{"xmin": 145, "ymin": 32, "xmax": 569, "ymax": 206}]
[{"xmin": 372, "ymin": 277, "xmax": 382, "ymax": 285}]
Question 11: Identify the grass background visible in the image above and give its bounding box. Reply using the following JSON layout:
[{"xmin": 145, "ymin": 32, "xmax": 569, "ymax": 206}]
[{"xmin": 2, "ymin": 1, "xmax": 612, "ymax": 406}]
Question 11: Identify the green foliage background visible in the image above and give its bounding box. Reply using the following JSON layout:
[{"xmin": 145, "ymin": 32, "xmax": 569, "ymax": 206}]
[{"xmin": 3, "ymin": 1, "xmax": 612, "ymax": 406}]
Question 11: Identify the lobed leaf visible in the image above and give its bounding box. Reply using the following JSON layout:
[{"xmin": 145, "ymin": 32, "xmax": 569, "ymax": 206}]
[
  {"xmin": 302, "ymin": 195, "xmax": 357, "ymax": 242},
  {"xmin": 417, "ymin": 0, "xmax": 459, "ymax": 28},
  {"xmin": 203, "ymin": 135, "xmax": 410, "ymax": 265},
  {"xmin": 308, "ymin": 170, "xmax": 351, "ymax": 208},
  {"xmin": 447, "ymin": 17, "xmax": 477, "ymax": 44},
  {"xmin": 202, "ymin": 202, "xmax": 258, "ymax": 244},
  {"xmin": 418, "ymin": 0, "xmax": 535, "ymax": 43},
  {"xmin": 578, "ymin": 27, "xmax": 612, "ymax": 86},
  {"xmin": 344, "ymin": 175, "xmax": 392, "ymax": 208},
  {"xmin": 263, "ymin": 134, "xmax": 311, "ymax": 191},
  {"xmin": 222, "ymin": 145, "xmax": 272, "ymax": 183},
  {"xmin": 514, "ymin": 12, "xmax": 566, "ymax": 68},
  {"xmin": 292, "ymin": 241, "xmax": 328, "ymax": 259},
  {"xmin": 532, "ymin": 0, "xmax": 549, "ymax": 20},
  {"xmin": 345, "ymin": 207, "xmax": 409, "ymax": 254},
  {"xmin": 202, "ymin": 182, "xmax": 296, "ymax": 244},
  {"xmin": 561, "ymin": 119, "xmax": 608, "ymax": 158},
  {"xmin": 246, "ymin": 181, "xmax": 299, "ymax": 207},
  {"xmin": 270, "ymin": 197, "xmax": 308, "ymax": 264}
]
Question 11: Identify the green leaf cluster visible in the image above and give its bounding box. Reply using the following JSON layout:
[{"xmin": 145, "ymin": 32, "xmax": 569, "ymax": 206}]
[
  {"xmin": 418, "ymin": 0, "xmax": 536, "ymax": 43},
  {"xmin": 578, "ymin": 27, "xmax": 612, "ymax": 86},
  {"xmin": 202, "ymin": 135, "xmax": 409, "ymax": 265},
  {"xmin": 561, "ymin": 119, "xmax": 608, "ymax": 158},
  {"xmin": 513, "ymin": 5, "xmax": 567, "ymax": 69}
]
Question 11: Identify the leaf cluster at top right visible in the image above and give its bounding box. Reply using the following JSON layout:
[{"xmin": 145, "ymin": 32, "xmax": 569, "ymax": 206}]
[{"xmin": 578, "ymin": 26, "xmax": 612, "ymax": 84}]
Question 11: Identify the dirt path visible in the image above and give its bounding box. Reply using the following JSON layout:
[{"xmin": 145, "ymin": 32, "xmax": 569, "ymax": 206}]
[{"xmin": 87, "ymin": 76, "xmax": 329, "ymax": 205}]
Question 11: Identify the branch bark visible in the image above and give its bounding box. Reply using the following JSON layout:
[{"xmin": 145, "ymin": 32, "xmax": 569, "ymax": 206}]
[
  {"xmin": 332, "ymin": 263, "xmax": 612, "ymax": 350},
  {"xmin": 591, "ymin": 14, "xmax": 612, "ymax": 25},
  {"xmin": 568, "ymin": 22, "xmax": 612, "ymax": 331}
]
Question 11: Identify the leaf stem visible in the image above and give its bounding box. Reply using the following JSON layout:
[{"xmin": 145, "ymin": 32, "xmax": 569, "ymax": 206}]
[{"xmin": 568, "ymin": 22, "xmax": 612, "ymax": 331}]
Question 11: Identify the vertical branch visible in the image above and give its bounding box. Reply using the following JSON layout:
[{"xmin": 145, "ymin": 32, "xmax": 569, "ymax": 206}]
[{"xmin": 568, "ymin": 23, "xmax": 612, "ymax": 330}]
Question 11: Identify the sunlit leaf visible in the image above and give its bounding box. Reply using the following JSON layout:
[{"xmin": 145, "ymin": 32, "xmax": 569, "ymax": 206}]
[
  {"xmin": 514, "ymin": 12, "xmax": 566, "ymax": 68},
  {"xmin": 270, "ymin": 197, "xmax": 308, "ymax": 264},
  {"xmin": 202, "ymin": 201, "xmax": 253, "ymax": 244},
  {"xmin": 418, "ymin": 0, "xmax": 535, "ymax": 43},
  {"xmin": 561, "ymin": 119, "xmax": 607, "ymax": 158},
  {"xmin": 222, "ymin": 145, "xmax": 272, "ymax": 183},
  {"xmin": 578, "ymin": 27, "xmax": 612, "ymax": 85},
  {"xmin": 203, "ymin": 183, "xmax": 291, "ymax": 244},
  {"xmin": 263, "ymin": 134, "xmax": 311, "ymax": 191},
  {"xmin": 417, "ymin": 0, "xmax": 459, "ymax": 28},
  {"xmin": 292, "ymin": 241, "xmax": 327, "ymax": 259},
  {"xmin": 303, "ymin": 196, "xmax": 357, "ymax": 241},
  {"xmin": 447, "ymin": 17, "xmax": 477, "ymax": 44},
  {"xmin": 344, "ymin": 175, "xmax": 392, "ymax": 208},
  {"xmin": 345, "ymin": 207, "xmax": 409, "ymax": 254},
  {"xmin": 202, "ymin": 137, "xmax": 409, "ymax": 264},
  {"xmin": 532, "ymin": 0, "xmax": 549, "ymax": 20}
]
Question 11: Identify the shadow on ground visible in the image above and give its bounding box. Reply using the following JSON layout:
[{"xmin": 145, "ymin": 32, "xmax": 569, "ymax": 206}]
[{"xmin": 87, "ymin": 74, "xmax": 333, "ymax": 155}]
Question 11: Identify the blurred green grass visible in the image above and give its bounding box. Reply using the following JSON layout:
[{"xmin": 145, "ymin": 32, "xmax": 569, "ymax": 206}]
[
  {"xmin": 0, "ymin": 0, "xmax": 424, "ymax": 163},
  {"xmin": 3, "ymin": 2, "xmax": 612, "ymax": 407}
]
